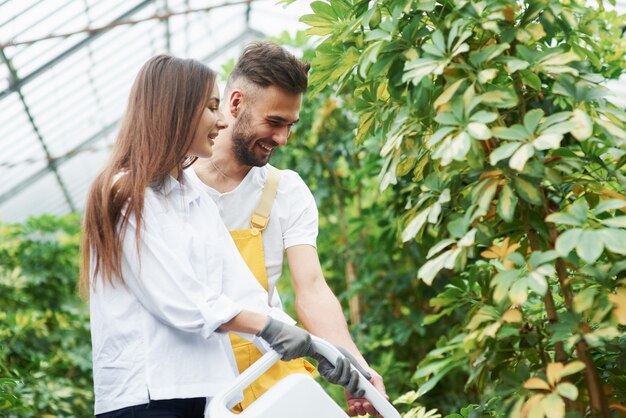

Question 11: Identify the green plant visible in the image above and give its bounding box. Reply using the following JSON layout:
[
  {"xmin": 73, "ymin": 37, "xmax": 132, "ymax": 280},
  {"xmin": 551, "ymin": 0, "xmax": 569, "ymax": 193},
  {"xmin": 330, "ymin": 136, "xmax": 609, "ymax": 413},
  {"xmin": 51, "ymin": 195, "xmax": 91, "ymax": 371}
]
[
  {"xmin": 295, "ymin": 0, "xmax": 626, "ymax": 416},
  {"xmin": 0, "ymin": 214, "xmax": 92, "ymax": 417}
]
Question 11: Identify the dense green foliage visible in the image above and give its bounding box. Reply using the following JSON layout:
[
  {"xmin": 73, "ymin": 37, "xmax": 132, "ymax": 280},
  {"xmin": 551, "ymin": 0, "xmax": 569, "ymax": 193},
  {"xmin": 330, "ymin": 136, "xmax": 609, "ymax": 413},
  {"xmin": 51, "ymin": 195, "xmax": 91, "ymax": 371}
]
[
  {"xmin": 3, "ymin": 1, "xmax": 626, "ymax": 415},
  {"xmin": 0, "ymin": 215, "xmax": 92, "ymax": 417},
  {"xmin": 280, "ymin": 0, "xmax": 626, "ymax": 416}
]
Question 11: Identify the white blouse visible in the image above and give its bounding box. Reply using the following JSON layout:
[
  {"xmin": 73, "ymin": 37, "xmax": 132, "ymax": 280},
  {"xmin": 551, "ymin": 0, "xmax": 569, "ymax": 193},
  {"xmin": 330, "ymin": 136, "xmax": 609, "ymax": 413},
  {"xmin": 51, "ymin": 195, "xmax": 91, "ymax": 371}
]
[{"xmin": 89, "ymin": 172, "xmax": 293, "ymax": 414}]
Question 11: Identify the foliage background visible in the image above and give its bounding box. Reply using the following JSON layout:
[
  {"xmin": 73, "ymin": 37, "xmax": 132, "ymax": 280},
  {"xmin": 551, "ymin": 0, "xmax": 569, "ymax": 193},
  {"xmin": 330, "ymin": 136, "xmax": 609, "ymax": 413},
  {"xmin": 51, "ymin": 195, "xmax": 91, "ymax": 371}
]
[
  {"xmin": 2, "ymin": 0, "xmax": 626, "ymax": 416},
  {"xmin": 277, "ymin": 0, "xmax": 626, "ymax": 417},
  {"xmin": 0, "ymin": 215, "xmax": 92, "ymax": 417}
]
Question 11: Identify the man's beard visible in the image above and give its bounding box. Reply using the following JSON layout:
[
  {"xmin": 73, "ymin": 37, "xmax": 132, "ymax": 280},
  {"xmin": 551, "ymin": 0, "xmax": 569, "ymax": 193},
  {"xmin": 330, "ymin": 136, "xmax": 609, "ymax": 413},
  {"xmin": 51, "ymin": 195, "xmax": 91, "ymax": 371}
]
[{"xmin": 231, "ymin": 109, "xmax": 272, "ymax": 167}]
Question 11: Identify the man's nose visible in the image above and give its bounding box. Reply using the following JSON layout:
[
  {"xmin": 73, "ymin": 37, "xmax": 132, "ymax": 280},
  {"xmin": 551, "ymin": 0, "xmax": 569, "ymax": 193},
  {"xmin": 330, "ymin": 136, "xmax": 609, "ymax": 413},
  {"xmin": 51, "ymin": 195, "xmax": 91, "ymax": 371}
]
[{"xmin": 272, "ymin": 126, "xmax": 290, "ymax": 146}]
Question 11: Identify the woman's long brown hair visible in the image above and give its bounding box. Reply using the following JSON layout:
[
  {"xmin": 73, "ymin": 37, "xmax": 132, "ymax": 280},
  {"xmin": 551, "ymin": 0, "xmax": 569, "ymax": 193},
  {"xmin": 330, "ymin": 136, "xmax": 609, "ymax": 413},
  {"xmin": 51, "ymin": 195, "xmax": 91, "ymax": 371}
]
[{"xmin": 79, "ymin": 55, "xmax": 215, "ymax": 298}]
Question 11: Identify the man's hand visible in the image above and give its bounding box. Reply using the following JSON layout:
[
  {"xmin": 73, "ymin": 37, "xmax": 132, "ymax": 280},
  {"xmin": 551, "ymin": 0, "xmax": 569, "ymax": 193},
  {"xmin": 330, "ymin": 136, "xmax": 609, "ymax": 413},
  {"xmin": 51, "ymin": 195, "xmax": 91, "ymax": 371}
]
[
  {"xmin": 256, "ymin": 317, "xmax": 313, "ymax": 360},
  {"xmin": 346, "ymin": 368, "xmax": 387, "ymax": 417},
  {"xmin": 313, "ymin": 345, "xmax": 371, "ymax": 397}
]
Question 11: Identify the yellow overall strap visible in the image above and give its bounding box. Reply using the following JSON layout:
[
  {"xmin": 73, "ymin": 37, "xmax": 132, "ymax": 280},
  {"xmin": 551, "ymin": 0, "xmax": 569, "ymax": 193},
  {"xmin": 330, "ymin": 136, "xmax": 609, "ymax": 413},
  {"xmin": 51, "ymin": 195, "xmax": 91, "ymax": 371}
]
[
  {"xmin": 249, "ymin": 165, "xmax": 281, "ymax": 235},
  {"xmin": 228, "ymin": 165, "xmax": 315, "ymax": 413}
]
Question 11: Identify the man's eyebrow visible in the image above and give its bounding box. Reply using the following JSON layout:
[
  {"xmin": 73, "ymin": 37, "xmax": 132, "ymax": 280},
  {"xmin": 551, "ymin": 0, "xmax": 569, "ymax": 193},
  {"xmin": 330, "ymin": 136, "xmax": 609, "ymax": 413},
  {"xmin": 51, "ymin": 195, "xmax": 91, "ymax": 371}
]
[{"xmin": 267, "ymin": 116, "xmax": 300, "ymax": 124}]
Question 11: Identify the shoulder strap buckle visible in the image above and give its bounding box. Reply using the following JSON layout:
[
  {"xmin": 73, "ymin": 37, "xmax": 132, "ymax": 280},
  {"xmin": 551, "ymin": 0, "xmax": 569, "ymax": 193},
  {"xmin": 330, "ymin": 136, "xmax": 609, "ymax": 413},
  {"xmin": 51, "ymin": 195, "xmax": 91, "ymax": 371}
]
[{"xmin": 249, "ymin": 165, "xmax": 282, "ymax": 233}]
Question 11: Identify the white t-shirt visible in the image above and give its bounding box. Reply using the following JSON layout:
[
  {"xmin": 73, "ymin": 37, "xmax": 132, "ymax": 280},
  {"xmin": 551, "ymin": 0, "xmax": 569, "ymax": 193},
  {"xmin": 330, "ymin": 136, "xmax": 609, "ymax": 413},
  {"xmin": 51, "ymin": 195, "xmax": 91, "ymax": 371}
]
[
  {"xmin": 90, "ymin": 172, "xmax": 293, "ymax": 414},
  {"xmin": 187, "ymin": 165, "xmax": 318, "ymax": 308}
]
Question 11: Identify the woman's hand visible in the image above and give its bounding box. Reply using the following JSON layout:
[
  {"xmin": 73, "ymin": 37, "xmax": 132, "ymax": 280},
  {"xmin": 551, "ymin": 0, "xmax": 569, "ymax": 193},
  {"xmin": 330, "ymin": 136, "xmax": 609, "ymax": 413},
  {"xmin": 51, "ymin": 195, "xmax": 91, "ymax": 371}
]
[{"xmin": 256, "ymin": 317, "xmax": 313, "ymax": 360}]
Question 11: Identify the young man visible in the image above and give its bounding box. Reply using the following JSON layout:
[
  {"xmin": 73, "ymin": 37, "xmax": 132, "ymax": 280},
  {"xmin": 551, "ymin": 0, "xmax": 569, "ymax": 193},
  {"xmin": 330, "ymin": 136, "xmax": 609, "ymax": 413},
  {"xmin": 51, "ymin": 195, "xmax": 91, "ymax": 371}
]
[{"xmin": 188, "ymin": 41, "xmax": 386, "ymax": 416}]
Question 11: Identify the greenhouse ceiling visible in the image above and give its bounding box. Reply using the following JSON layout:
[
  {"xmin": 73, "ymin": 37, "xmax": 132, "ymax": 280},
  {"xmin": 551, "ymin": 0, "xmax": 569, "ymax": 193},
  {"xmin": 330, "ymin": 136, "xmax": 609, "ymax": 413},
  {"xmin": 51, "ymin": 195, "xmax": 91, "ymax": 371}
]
[
  {"xmin": 0, "ymin": 0, "xmax": 625, "ymax": 223},
  {"xmin": 0, "ymin": 0, "xmax": 311, "ymax": 223}
]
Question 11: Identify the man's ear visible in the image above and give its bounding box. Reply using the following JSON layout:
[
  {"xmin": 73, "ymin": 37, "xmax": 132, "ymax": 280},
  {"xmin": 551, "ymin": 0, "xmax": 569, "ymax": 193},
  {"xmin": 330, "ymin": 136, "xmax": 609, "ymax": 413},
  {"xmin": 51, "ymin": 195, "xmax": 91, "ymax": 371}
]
[{"xmin": 229, "ymin": 90, "xmax": 243, "ymax": 118}]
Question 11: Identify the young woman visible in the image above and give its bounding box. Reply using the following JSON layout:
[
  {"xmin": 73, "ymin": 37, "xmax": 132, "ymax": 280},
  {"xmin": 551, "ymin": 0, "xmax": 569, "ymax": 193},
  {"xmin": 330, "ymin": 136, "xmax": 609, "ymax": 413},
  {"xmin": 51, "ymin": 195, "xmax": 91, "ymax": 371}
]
[{"xmin": 80, "ymin": 55, "xmax": 314, "ymax": 418}]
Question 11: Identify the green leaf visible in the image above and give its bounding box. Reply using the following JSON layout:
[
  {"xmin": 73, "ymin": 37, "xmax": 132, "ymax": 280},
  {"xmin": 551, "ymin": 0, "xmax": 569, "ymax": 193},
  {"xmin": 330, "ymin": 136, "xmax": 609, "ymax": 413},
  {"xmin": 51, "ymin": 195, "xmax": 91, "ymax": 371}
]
[
  {"xmin": 555, "ymin": 228, "xmax": 583, "ymax": 256},
  {"xmin": 592, "ymin": 199, "xmax": 626, "ymax": 215},
  {"xmin": 474, "ymin": 180, "xmax": 498, "ymax": 218},
  {"xmin": 576, "ymin": 230, "xmax": 604, "ymax": 264},
  {"xmin": 598, "ymin": 229, "xmax": 626, "ymax": 255},
  {"xmin": 509, "ymin": 278, "xmax": 528, "ymax": 304},
  {"xmin": 559, "ymin": 361, "xmax": 585, "ymax": 378},
  {"xmin": 545, "ymin": 212, "xmax": 583, "ymax": 227},
  {"xmin": 415, "ymin": 0, "xmax": 437, "ymax": 10},
  {"xmin": 507, "ymin": 252, "xmax": 526, "ymax": 267},
  {"xmin": 520, "ymin": 69, "xmax": 542, "ymax": 90},
  {"xmin": 574, "ymin": 288, "xmax": 597, "ymax": 312},
  {"xmin": 501, "ymin": 57, "xmax": 529, "ymax": 73},
  {"xmin": 402, "ymin": 207, "xmax": 432, "ymax": 242},
  {"xmin": 447, "ymin": 217, "xmax": 468, "ymax": 238},
  {"xmin": 539, "ymin": 50, "xmax": 580, "ymax": 66},
  {"xmin": 541, "ymin": 393, "xmax": 565, "ymax": 418},
  {"xmin": 301, "ymin": 14, "xmax": 336, "ymax": 36},
  {"xmin": 556, "ymin": 382, "xmax": 579, "ymax": 400},
  {"xmin": 492, "ymin": 269, "xmax": 518, "ymax": 302},
  {"xmin": 427, "ymin": 238, "xmax": 456, "ymax": 258},
  {"xmin": 513, "ymin": 176, "xmax": 543, "ymax": 205},
  {"xmin": 492, "ymin": 125, "xmax": 530, "ymax": 140},
  {"xmin": 540, "ymin": 111, "xmax": 572, "ymax": 129},
  {"xmin": 434, "ymin": 78, "xmax": 466, "ymax": 109},
  {"xmin": 480, "ymin": 88, "xmax": 519, "ymax": 108},
  {"xmin": 601, "ymin": 216, "xmax": 626, "ymax": 228},
  {"xmin": 365, "ymin": 29, "xmax": 393, "ymax": 42},
  {"xmin": 509, "ymin": 143, "xmax": 534, "ymax": 171},
  {"xmin": 418, "ymin": 250, "xmax": 452, "ymax": 285},
  {"xmin": 359, "ymin": 41, "xmax": 385, "ymax": 77},
  {"xmin": 403, "ymin": 58, "xmax": 444, "ymax": 85},
  {"xmin": 429, "ymin": 126, "xmax": 457, "ymax": 146},
  {"xmin": 568, "ymin": 199, "xmax": 589, "ymax": 223},
  {"xmin": 432, "ymin": 30, "xmax": 446, "ymax": 55},
  {"xmin": 490, "ymin": 142, "xmax": 522, "ymax": 165},
  {"xmin": 570, "ymin": 109, "xmax": 593, "ymax": 141},
  {"xmin": 434, "ymin": 112, "xmax": 460, "ymax": 126},
  {"xmin": 414, "ymin": 359, "xmax": 462, "ymax": 397},
  {"xmin": 432, "ymin": 131, "xmax": 471, "ymax": 165},
  {"xmin": 467, "ymin": 122, "xmax": 491, "ymax": 140},
  {"xmin": 524, "ymin": 109, "xmax": 544, "ymax": 133},
  {"xmin": 469, "ymin": 43, "xmax": 511, "ymax": 66},
  {"xmin": 470, "ymin": 111, "xmax": 498, "ymax": 124},
  {"xmin": 533, "ymin": 133, "xmax": 563, "ymax": 150},
  {"xmin": 309, "ymin": 1, "xmax": 337, "ymax": 18},
  {"xmin": 527, "ymin": 272, "xmax": 548, "ymax": 295},
  {"xmin": 529, "ymin": 250, "xmax": 558, "ymax": 269},
  {"xmin": 478, "ymin": 68, "xmax": 498, "ymax": 84},
  {"xmin": 497, "ymin": 183, "xmax": 518, "ymax": 222}
]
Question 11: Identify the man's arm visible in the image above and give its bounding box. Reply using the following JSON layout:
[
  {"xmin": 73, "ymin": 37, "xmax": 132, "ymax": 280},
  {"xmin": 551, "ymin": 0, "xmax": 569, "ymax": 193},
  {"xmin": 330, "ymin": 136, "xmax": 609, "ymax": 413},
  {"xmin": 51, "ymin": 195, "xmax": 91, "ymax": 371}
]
[
  {"xmin": 286, "ymin": 244, "xmax": 367, "ymax": 364},
  {"xmin": 286, "ymin": 244, "xmax": 387, "ymax": 416}
]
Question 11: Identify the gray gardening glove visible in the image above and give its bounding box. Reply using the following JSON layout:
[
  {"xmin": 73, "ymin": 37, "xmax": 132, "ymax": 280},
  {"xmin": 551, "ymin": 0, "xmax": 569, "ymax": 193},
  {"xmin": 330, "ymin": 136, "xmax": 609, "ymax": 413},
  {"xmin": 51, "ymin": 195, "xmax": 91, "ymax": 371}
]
[
  {"xmin": 256, "ymin": 317, "xmax": 313, "ymax": 361},
  {"xmin": 313, "ymin": 345, "xmax": 372, "ymax": 398}
]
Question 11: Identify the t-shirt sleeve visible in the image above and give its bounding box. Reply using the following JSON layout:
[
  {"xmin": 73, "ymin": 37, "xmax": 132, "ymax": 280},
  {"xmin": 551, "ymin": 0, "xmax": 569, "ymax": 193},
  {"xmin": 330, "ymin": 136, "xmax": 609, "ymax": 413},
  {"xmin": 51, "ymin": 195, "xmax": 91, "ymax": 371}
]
[{"xmin": 281, "ymin": 172, "xmax": 319, "ymax": 249}]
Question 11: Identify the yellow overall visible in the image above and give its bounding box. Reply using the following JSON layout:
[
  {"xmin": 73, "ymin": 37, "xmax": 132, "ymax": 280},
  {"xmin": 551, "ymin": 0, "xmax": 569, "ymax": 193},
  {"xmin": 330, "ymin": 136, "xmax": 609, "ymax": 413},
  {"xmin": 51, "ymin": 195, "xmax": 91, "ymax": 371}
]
[{"xmin": 228, "ymin": 165, "xmax": 315, "ymax": 412}]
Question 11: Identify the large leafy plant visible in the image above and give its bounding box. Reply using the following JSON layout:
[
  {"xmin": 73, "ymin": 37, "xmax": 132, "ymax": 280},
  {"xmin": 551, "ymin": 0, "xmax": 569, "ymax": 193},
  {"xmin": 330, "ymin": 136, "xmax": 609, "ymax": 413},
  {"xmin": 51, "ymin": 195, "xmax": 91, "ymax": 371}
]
[
  {"xmin": 0, "ymin": 214, "xmax": 92, "ymax": 417},
  {"xmin": 296, "ymin": 0, "xmax": 626, "ymax": 416}
]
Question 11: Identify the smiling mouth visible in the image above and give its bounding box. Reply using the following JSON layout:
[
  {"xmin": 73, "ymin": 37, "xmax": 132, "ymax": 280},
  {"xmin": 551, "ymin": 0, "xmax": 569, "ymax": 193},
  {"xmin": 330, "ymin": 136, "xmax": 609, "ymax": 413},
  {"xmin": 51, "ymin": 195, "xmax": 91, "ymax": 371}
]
[{"xmin": 258, "ymin": 142, "xmax": 275, "ymax": 152}]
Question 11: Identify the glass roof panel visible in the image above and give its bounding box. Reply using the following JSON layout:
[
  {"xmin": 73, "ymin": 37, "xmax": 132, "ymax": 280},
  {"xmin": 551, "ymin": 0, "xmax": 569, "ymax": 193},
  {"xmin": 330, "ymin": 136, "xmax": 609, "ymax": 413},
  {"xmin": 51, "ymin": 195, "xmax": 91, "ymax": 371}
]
[
  {"xmin": 57, "ymin": 141, "xmax": 115, "ymax": 215},
  {"xmin": 0, "ymin": 93, "xmax": 49, "ymax": 199},
  {"xmin": 23, "ymin": 16, "xmax": 166, "ymax": 159},
  {"xmin": 0, "ymin": 172, "xmax": 70, "ymax": 221}
]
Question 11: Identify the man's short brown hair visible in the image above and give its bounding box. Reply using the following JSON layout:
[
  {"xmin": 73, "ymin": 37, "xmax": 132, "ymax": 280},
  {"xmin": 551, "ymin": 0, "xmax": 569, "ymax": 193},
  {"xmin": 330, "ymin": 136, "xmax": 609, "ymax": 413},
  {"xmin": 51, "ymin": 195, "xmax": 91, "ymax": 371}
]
[{"xmin": 227, "ymin": 41, "xmax": 310, "ymax": 94}]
